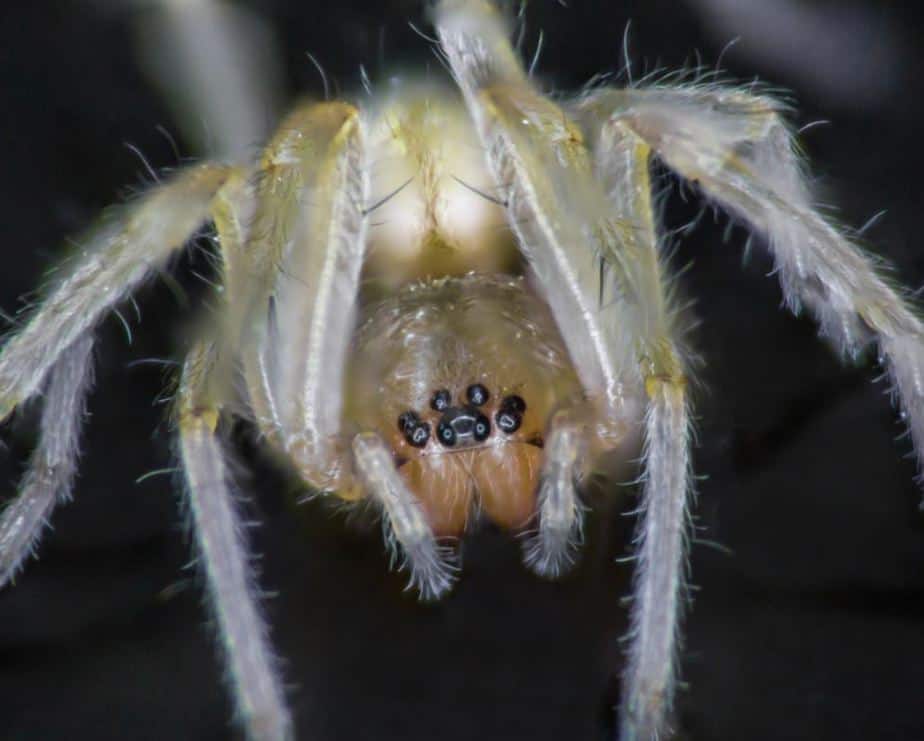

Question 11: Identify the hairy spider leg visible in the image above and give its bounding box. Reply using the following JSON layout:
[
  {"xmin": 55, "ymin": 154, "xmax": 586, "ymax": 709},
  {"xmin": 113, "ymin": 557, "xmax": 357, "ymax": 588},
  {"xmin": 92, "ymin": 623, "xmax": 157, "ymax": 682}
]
[
  {"xmin": 243, "ymin": 102, "xmax": 367, "ymax": 481},
  {"xmin": 0, "ymin": 165, "xmax": 229, "ymax": 588},
  {"xmin": 575, "ymin": 109, "xmax": 696, "ymax": 741},
  {"xmin": 227, "ymin": 100, "xmax": 456, "ymax": 604},
  {"xmin": 351, "ymin": 433, "xmax": 458, "ymax": 601},
  {"xmin": 521, "ymin": 407, "xmax": 590, "ymax": 579},
  {"xmin": 581, "ymin": 86, "xmax": 924, "ymax": 483},
  {"xmin": 0, "ymin": 335, "xmax": 94, "ymax": 586},
  {"xmin": 435, "ymin": 3, "xmax": 693, "ymax": 739},
  {"xmin": 0, "ymin": 161, "xmax": 293, "ymax": 741},
  {"xmin": 177, "ymin": 341, "xmax": 293, "ymax": 741}
]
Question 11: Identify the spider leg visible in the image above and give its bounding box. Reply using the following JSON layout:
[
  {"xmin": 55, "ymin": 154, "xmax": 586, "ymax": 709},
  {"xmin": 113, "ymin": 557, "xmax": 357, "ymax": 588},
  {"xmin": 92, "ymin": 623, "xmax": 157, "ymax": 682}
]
[
  {"xmin": 177, "ymin": 341, "xmax": 292, "ymax": 741},
  {"xmin": 521, "ymin": 408, "xmax": 588, "ymax": 579},
  {"xmin": 435, "ymin": 0, "xmax": 675, "ymax": 406},
  {"xmin": 241, "ymin": 101, "xmax": 368, "ymax": 489},
  {"xmin": 352, "ymin": 433, "xmax": 457, "ymax": 601},
  {"xmin": 210, "ymin": 170, "xmax": 284, "ymax": 440},
  {"xmin": 625, "ymin": 375, "xmax": 691, "ymax": 741},
  {"xmin": 436, "ymin": 4, "xmax": 693, "ymax": 739},
  {"xmin": 578, "ymin": 112, "xmax": 696, "ymax": 741},
  {"xmin": 581, "ymin": 86, "xmax": 924, "ymax": 485},
  {"xmin": 139, "ymin": 0, "xmax": 283, "ymax": 159},
  {"xmin": 232, "ymin": 101, "xmax": 453, "ymax": 599},
  {"xmin": 0, "ymin": 164, "xmax": 229, "ymax": 423},
  {"xmin": 0, "ymin": 334, "xmax": 94, "ymax": 587},
  {"xmin": 436, "ymin": 0, "xmax": 631, "ymax": 408},
  {"xmin": 0, "ymin": 164, "xmax": 228, "ymax": 590}
]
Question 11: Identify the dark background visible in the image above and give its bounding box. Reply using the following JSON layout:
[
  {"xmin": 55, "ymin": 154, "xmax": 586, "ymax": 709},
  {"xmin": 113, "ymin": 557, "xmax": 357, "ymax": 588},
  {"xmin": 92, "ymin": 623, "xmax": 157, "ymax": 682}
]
[{"xmin": 1, "ymin": 1, "xmax": 923, "ymax": 739}]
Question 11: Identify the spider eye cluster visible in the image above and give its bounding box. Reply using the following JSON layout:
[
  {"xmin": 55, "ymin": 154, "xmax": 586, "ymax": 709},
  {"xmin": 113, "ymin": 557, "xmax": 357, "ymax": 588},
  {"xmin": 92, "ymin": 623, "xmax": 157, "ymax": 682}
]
[{"xmin": 395, "ymin": 385, "xmax": 527, "ymax": 449}]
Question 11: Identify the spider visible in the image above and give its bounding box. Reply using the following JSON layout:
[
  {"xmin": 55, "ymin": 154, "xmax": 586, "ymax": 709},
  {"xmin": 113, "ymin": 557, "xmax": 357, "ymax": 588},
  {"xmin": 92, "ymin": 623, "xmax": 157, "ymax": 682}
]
[{"xmin": 2, "ymin": 1, "xmax": 923, "ymax": 740}]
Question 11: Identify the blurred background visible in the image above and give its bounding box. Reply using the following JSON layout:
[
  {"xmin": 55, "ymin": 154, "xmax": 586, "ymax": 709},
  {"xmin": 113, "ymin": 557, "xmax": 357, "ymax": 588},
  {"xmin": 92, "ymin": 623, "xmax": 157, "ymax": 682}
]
[{"xmin": 1, "ymin": 1, "xmax": 923, "ymax": 739}]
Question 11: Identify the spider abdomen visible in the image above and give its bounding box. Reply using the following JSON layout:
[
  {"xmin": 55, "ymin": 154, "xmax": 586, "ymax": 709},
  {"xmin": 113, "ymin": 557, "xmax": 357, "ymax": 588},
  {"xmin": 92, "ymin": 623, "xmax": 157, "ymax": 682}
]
[{"xmin": 344, "ymin": 273, "xmax": 582, "ymax": 534}]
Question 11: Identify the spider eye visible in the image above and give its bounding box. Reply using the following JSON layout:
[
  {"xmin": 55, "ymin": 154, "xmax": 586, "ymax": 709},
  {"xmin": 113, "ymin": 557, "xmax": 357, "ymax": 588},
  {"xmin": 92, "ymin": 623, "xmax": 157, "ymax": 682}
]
[
  {"xmin": 407, "ymin": 422, "xmax": 430, "ymax": 448},
  {"xmin": 466, "ymin": 383, "xmax": 490, "ymax": 406},
  {"xmin": 473, "ymin": 413, "xmax": 491, "ymax": 441},
  {"xmin": 398, "ymin": 411, "xmax": 430, "ymax": 448},
  {"xmin": 495, "ymin": 410, "xmax": 521, "ymax": 434},
  {"xmin": 500, "ymin": 395, "xmax": 526, "ymax": 414},
  {"xmin": 398, "ymin": 411, "xmax": 420, "ymax": 433},
  {"xmin": 496, "ymin": 395, "xmax": 526, "ymax": 434},
  {"xmin": 430, "ymin": 389, "xmax": 452, "ymax": 411},
  {"xmin": 437, "ymin": 419, "xmax": 457, "ymax": 446}
]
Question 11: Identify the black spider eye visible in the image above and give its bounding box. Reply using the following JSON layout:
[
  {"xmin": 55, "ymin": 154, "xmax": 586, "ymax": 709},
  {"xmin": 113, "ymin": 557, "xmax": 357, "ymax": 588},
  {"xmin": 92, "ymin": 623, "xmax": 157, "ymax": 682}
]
[
  {"xmin": 397, "ymin": 411, "xmax": 420, "ymax": 434},
  {"xmin": 496, "ymin": 396, "xmax": 525, "ymax": 435},
  {"xmin": 473, "ymin": 413, "xmax": 491, "ymax": 441},
  {"xmin": 500, "ymin": 395, "xmax": 526, "ymax": 414},
  {"xmin": 466, "ymin": 383, "xmax": 490, "ymax": 406},
  {"xmin": 431, "ymin": 389, "xmax": 452, "ymax": 412},
  {"xmin": 407, "ymin": 422, "xmax": 430, "ymax": 448},
  {"xmin": 495, "ymin": 409, "xmax": 522, "ymax": 434},
  {"xmin": 398, "ymin": 411, "xmax": 429, "ymax": 448},
  {"xmin": 437, "ymin": 419, "xmax": 457, "ymax": 447}
]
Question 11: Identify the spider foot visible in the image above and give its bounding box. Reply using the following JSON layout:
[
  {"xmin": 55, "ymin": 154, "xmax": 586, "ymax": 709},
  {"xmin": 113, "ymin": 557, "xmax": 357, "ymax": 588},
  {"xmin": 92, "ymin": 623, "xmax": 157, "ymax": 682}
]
[
  {"xmin": 520, "ymin": 519, "xmax": 583, "ymax": 579},
  {"xmin": 401, "ymin": 538, "xmax": 459, "ymax": 602}
]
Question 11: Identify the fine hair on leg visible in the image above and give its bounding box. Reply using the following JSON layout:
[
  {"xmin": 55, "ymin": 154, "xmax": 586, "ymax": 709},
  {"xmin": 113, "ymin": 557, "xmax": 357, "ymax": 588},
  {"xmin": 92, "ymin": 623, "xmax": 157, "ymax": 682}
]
[
  {"xmin": 0, "ymin": 334, "xmax": 95, "ymax": 587},
  {"xmin": 435, "ymin": 5, "xmax": 696, "ymax": 738},
  {"xmin": 352, "ymin": 432, "xmax": 456, "ymax": 601},
  {"xmin": 622, "ymin": 378, "xmax": 692, "ymax": 741},
  {"xmin": 576, "ymin": 103, "xmax": 697, "ymax": 741},
  {"xmin": 242, "ymin": 102, "xmax": 369, "ymax": 487},
  {"xmin": 177, "ymin": 342, "xmax": 293, "ymax": 741},
  {"xmin": 0, "ymin": 164, "xmax": 229, "ymax": 422},
  {"xmin": 583, "ymin": 85, "xmax": 924, "ymax": 490},
  {"xmin": 521, "ymin": 409, "xmax": 587, "ymax": 578}
]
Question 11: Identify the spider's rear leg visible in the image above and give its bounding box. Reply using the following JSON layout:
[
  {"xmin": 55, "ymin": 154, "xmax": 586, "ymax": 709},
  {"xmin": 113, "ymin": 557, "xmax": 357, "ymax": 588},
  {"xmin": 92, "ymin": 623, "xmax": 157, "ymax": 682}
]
[
  {"xmin": 177, "ymin": 341, "xmax": 292, "ymax": 741},
  {"xmin": 0, "ymin": 335, "xmax": 94, "ymax": 587},
  {"xmin": 0, "ymin": 164, "xmax": 229, "ymax": 422},
  {"xmin": 0, "ymin": 165, "xmax": 228, "ymax": 587}
]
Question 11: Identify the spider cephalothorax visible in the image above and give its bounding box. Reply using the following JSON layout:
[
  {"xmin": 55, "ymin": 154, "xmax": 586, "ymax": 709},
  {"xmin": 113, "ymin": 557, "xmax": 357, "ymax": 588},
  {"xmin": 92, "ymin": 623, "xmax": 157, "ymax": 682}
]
[
  {"xmin": 345, "ymin": 272, "xmax": 622, "ymax": 537},
  {"xmin": 1, "ymin": 2, "xmax": 922, "ymax": 740}
]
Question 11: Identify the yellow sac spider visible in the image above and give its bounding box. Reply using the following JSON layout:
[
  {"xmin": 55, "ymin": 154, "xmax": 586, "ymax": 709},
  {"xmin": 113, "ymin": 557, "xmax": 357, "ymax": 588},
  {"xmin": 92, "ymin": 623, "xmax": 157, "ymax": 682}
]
[{"xmin": 1, "ymin": 1, "xmax": 922, "ymax": 740}]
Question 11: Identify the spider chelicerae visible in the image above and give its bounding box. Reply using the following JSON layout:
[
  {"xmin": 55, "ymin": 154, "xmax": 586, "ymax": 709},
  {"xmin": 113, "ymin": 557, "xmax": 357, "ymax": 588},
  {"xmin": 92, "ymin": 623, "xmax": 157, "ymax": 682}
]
[{"xmin": 1, "ymin": 2, "xmax": 922, "ymax": 740}]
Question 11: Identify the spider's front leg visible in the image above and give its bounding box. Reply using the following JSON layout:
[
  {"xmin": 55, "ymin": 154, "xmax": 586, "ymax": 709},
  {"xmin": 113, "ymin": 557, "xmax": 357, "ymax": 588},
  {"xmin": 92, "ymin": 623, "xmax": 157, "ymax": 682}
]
[
  {"xmin": 436, "ymin": 3, "xmax": 693, "ymax": 739},
  {"xmin": 233, "ymin": 100, "xmax": 456, "ymax": 602}
]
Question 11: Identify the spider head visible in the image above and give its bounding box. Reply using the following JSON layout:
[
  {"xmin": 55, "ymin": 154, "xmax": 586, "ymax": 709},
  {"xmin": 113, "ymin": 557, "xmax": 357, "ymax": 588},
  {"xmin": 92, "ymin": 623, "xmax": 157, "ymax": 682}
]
[
  {"xmin": 346, "ymin": 274, "xmax": 583, "ymax": 536},
  {"xmin": 392, "ymin": 385, "xmax": 543, "ymax": 535}
]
